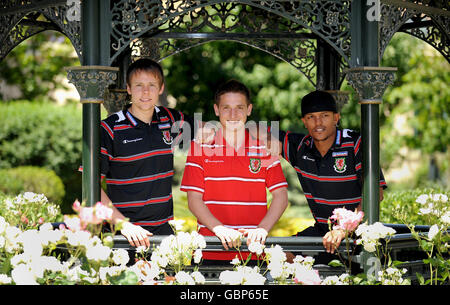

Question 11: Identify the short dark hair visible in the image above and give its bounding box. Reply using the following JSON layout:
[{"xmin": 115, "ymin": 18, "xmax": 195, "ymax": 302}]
[
  {"xmin": 214, "ymin": 79, "xmax": 251, "ymax": 105},
  {"xmin": 126, "ymin": 58, "xmax": 164, "ymax": 86}
]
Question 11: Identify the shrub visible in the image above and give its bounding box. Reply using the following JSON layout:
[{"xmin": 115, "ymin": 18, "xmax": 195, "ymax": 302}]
[
  {"xmin": 0, "ymin": 166, "xmax": 65, "ymax": 204},
  {"xmin": 0, "ymin": 101, "xmax": 82, "ymax": 210},
  {"xmin": 0, "ymin": 192, "xmax": 62, "ymax": 230},
  {"xmin": 380, "ymin": 187, "xmax": 450, "ymax": 225}
]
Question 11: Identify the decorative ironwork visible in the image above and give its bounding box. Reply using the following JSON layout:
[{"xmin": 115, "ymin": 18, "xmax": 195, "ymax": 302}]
[
  {"xmin": 379, "ymin": 1, "xmax": 450, "ymax": 62},
  {"xmin": 130, "ymin": 35, "xmax": 319, "ymax": 86},
  {"xmin": 103, "ymin": 88, "xmax": 129, "ymax": 115},
  {"xmin": 66, "ymin": 66, "xmax": 119, "ymax": 102},
  {"xmin": 325, "ymin": 90, "xmax": 350, "ymax": 111},
  {"xmin": 379, "ymin": 3, "xmax": 417, "ymax": 60},
  {"xmin": 0, "ymin": 1, "xmax": 82, "ymax": 62},
  {"xmin": 345, "ymin": 67, "xmax": 397, "ymax": 104},
  {"xmin": 110, "ymin": 0, "xmax": 352, "ymax": 66}
]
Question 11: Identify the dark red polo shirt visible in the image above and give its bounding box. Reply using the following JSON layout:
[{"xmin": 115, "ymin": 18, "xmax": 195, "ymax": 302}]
[
  {"xmin": 99, "ymin": 105, "xmax": 195, "ymax": 234},
  {"xmin": 279, "ymin": 128, "xmax": 387, "ymax": 232}
]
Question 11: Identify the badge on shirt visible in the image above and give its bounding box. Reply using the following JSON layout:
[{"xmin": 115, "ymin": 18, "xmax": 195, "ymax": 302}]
[
  {"xmin": 162, "ymin": 130, "xmax": 173, "ymax": 145},
  {"xmin": 249, "ymin": 158, "xmax": 262, "ymax": 174},
  {"xmin": 333, "ymin": 157, "xmax": 347, "ymax": 173}
]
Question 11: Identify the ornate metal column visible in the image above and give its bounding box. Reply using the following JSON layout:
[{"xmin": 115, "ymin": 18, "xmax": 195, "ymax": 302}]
[
  {"xmin": 348, "ymin": 1, "xmax": 397, "ymax": 278},
  {"xmin": 66, "ymin": 66, "xmax": 119, "ymax": 204},
  {"xmin": 66, "ymin": 1, "xmax": 116, "ymax": 206}
]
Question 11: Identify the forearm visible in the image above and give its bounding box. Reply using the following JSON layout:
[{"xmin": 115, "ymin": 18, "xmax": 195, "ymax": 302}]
[
  {"xmin": 257, "ymin": 187, "xmax": 288, "ymax": 232},
  {"xmin": 187, "ymin": 191, "xmax": 222, "ymax": 231},
  {"xmin": 101, "ymin": 188, "xmax": 127, "ymax": 225}
]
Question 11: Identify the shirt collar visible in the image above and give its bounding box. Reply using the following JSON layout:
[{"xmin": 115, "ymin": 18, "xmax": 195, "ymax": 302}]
[
  {"xmin": 306, "ymin": 127, "xmax": 342, "ymax": 154},
  {"xmin": 125, "ymin": 106, "xmax": 161, "ymax": 128}
]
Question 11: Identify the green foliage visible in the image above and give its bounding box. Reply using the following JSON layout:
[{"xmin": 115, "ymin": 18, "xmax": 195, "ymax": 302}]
[
  {"xmin": 380, "ymin": 33, "xmax": 450, "ymax": 172},
  {"xmin": 0, "ymin": 192, "xmax": 62, "ymax": 230},
  {"xmin": 0, "ymin": 101, "xmax": 82, "ymax": 211},
  {"xmin": 380, "ymin": 187, "xmax": 450, "ymax": 225},
  {"xmin": 0, "ymin": 32, "xmax": 79, "ymax": 102},
  {"xmin": 163, "ymin": 41, "xmax": 314, "ymax": 132},
  {"xmin": 0, "ymin": 166, "xmax": 65, "ymax": 204}
]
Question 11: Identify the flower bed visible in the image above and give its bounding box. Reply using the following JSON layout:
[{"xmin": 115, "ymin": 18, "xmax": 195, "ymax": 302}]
[{"xmin": 0, "ymin": 191, "xmax": 448, "ymax": 285}]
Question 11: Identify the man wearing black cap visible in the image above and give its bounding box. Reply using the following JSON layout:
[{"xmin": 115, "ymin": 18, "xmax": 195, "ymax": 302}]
[{"xmin": 270, "ymin": 90, "xmax": 387, "ymax": 259}]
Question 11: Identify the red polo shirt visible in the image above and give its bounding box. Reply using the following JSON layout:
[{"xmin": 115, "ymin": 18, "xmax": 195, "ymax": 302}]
[{"xmin": 180, "ymin": 129, "xmax": 287, "ymax": 260}]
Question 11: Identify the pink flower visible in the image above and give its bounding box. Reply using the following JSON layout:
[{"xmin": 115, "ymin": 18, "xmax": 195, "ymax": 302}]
[
  {"xmin": 79, "ymin": 207, "xmax": 99, "ymax": 225},
  {"xmin": 329, "ymin": 207, "xmax": 364, "ymax": 233},
  {"xmin": 94, "ymin": 202, "xmax": 113, "ymax": 221},
  {"xmin": 72, "ymin": 200, "xmax": 81, "ymax": 212},
  {"xmin": 294, "ymin": 267, "xmax": 321, "ymax": 285}
]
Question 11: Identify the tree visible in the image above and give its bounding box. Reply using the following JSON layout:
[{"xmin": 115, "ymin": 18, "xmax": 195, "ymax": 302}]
[{"xmin": 0, "ymin": 31, "xmax": 79, "ymax": 102}]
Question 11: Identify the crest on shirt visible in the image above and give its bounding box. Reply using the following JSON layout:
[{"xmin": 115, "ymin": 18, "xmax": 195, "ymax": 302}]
[
  {"xmin": 249, "ymin": 158, "xmax": 262, "ymax": 174},
  {"xmin": 162, "ymin": 130, "xmax": 173, "ymax": 145},
  {"xmin": 333, "ymin": 157, "xmax": 347, "ymax": 173}
]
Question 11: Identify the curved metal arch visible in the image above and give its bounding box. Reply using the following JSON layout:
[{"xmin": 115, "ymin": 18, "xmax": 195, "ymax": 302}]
[
  {"xmin": 0, "ymin": 6, "xmax": 82, "ymax": 63},
  {"xmin": 400, "ymin": 16, "xmax": 449, "ymax": 62},
  {"xmin": 0, "ymin": 11, "xmax": 31, "ymax": 61},
  {"xmin": 379, "ymin": 3, "xmax": 450, "ymax": 63},
  {"xmin": 39, "ymin": 5, "xmax": 82, "ymax": 59},
  {"xmin": 132, "ymin": 36, "xmax": 317, "ymax": 86},
  {"xmin": 110, "ymin": 0, "xmax": 351, "ymax": 65}
]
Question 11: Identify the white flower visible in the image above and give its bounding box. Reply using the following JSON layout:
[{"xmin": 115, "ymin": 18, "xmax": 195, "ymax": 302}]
[
  {"xmin": 243, "ymin": 272, "xmax": 266, "ymax": 285},
  {"xmin": 248, "ymin": 241, "xmax": 265, "ymax": 256},
  {"xmin": 419, "ymin": 206, "xmax": 432, "ymax": 215},
  {"xmin": 11, "ymin": 264, "xmax": 38, "ymax": 285},
  {"xmin": 441, "ymin": 211, "xmax": 450, "ymax": 225},
  {"xmin": 175, "ymin": 271, "xmax": 195, "ymax": 285},
  {"xmin": 17, "ymin": 230, "xmax": 43, "ymax": 257},
  {"xmin": 191, "ymin": 231, "xmax": 206, "ymax": 248},
  {"xmin": 112, "ymin": 249, "xmax": 130, "ymax": 266},
  {"xmin": 169, "ymin": 219, "xmax": 185, "ymax": 232},
  {"xmin": 191, "ymin": 271, "xmax": 206, "ymax": 284},
  {"xmin": 378, "ymin": 267, "xmax": 409, "ymax": 285},
  {"xmin": 193, "ymin": 248, "xmax": 203, "ymax": 264},
  {"xmin": 428, "ymin": 224, "xmax": 440, "ymax": 240},
  {"xmin": 130, "ymin": 260, "xmax": 161, "ymax": 282},
  {"xmin": 0, "ymin": 216, "xmax": 7, "ymax": 234},
  {"xmin": 230, "ymin": 256, "xmax": 240, "ymax": 266},
  {"xmin": 264, "ymin": 245, "xmax": 286, "ymax": 263},
  {"xmin": 66, "ymin": 230, "xmax": 92, "ymax": 247},
  {"xmin": 293, "ymin": 255, "xmax": 315, "ymax": 268},
  {"xmin": 0, "ymin": 274, "xmax": 12, "ymax": 284},
  {"xmin": 219, "ymin": 270, "xmax": 244, "ymax": 285},
  {"xmin": 356, "ymin": 222, "xmax": 396, "ymax": 252},
  {"xmin": 86, "ymin": 244, "xmax": 111, "ymax": 262},
  {"xmin": 39, "ymin": 222, "xmax": 53, "ymax": 232},
  {"xmin": 135, "ymin": 245, "xmax": 149, "ymax": 255},
  {"xmin": 415, "ymin": 194, "xmax": 429, "ymax": 205}
]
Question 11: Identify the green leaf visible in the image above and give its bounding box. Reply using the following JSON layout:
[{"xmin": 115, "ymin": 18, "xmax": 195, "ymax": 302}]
[
  {"xmin": 328, "ymin": 259, "xmax": 345, "ymax": 268},
  {"xmin": 107, "ymin": 270, "xmax": 139, "ymax": 285}
]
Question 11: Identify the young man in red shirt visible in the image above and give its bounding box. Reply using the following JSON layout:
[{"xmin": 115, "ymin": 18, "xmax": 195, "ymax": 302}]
[{"xmin": 180, "ymin": 80, "xmax": 288, "ymax": 262}]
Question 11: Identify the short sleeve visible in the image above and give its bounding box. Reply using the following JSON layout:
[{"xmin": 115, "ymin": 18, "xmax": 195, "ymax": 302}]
[
  {"xmin": 100, "ymin": 120, "xmax": 114, "ymax": 180},
  {"xmin": 180, "ymin": 141, "xmax": 205, "ymax": 194},
  {"xmin": 265, "ymin": 156, "xmax": 288, "ymax": 193},
  {"xmin": 278, "ymin": 130, "xmax": 306, "ymax": 166}
]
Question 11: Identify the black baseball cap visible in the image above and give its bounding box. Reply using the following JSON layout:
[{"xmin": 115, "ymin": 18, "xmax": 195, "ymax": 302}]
[{"xmin": 301, "ymin": 90, "xmax": 337, "ymax": 117}]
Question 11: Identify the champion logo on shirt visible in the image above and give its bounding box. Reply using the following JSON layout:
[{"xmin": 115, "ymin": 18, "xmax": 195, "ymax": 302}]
[
  {"xmin": 122, "ymin": 138, "xmax": 143, "ymax": 144},
  {"xmin": 205, "ymin": 159, "xmax": 224, "ymax": 163},
  {"xmin": 302, "ymin": 155, "xmax": 315, "ymax": 162}
]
